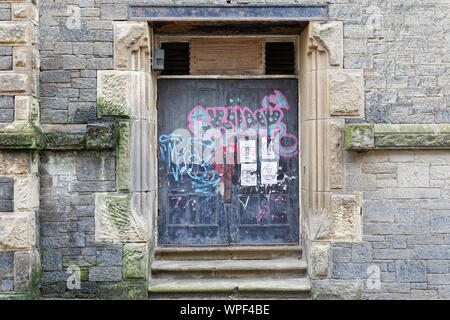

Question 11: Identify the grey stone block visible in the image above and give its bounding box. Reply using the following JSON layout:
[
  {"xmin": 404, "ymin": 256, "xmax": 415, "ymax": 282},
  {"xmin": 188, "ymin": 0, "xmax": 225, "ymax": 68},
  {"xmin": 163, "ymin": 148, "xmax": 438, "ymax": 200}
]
[
  {"xmin": 81, "ymin": 247, "xmax": 96, "ymax": 256},
  {"xmin": 0, "ymin": 109, "xmax": 14, "ymax": 123},
  {"xmin": 438, "ymin": 285, "xmax": 450, "ymax": 299},
  {"xmin": 0, "ymin": 46, "xmax": 12, "ymax": 56},
  {"xmin": 373, "ymin": 249, "xmax": 411, "ymax": 260},
  {"xmin": 41, "ymin": 236, "xmax": 69, "ymax": 249},
  {"xmin": 71, "ymin": 77, "xmax": 96, "ymax": 89},
  {"xmin": 77, "ymin": 217, "xmax": 95, "ymax": 233},
  {"xmin": 430, "ymin": 211, "xmax": 450, "ymax": 233},
  {"xmin": 352, "ymin": 243, "xmax": 373, "ymax": 263},
  {"xmin": 41, "ymin": 109, "xmax": 68, "ymax": 124},
  {"xmin": 0, "ymin": 251, "xmax": 13, "ymax": 278},
  {"xmin": 0, "ymin": 279, "xmax": 13, "ymax": 291},
  {"xmin": 428, "ymin": 274, "xmax": 450, "ymax": 285},
  {"xmin": 40, "ymin": 57, "xmax": 62, "ymax": 70},
  {"xmin": 94, "ymin": 42, "xmax": 113, "ymax": 57},
  {"xmin": 66, "ymin": 205, "xmax": 95, "ymax": 218},
  {"xmin": 396, "ymin": 260, "xmax": 426, "ymax": 283},
  {"xmin": 89, "ymin": 267, "xmax": 122, "ymax": 282},
  {"xmin": 40, "ymin": 222, "xmax": 58, "ymax": 237},
  {"xmin": 332, "ymin": 263, "xmax": 371, "ymax": 280},
  {"xmin": 387, "ymin": 235, "xmax": 407, "ymax": 249},
  {"xmin": 0, "ymin": 7, "xmax": 10, "ymax": 21},
  {"xmin": 413, "ymin": 245, "xmax": 450, "ymax": 260},
  {"xmin": 97, "ymin": 248, "xmax": 122, "ymax": 267},
  {"xmin": 76, "ymin": 153, "xmax": 115, "ymax": 181},
  {"xmin": 0, "ymin": 96, "xmax": 13, "ymax": 109},
  {"xmin": 62, "ymin": 55, "xmax": 87, "ymax": 70},
  {"xmin": 67, "ymin": 102, "xmax": 97, "ymax": 123},
  {"xmin": 68, "ymin": 232, "xmax": 86, "ymax": 248},
  {"xmin": 0, "ymin": 200, "xmax": 13, "ymax": 212},
  {"xmin": 363, "ymin": 200, "xmax": 395, "ymax": 222},
  {"xmin": 42, "ymin": 271, "xmax": 69, "ymax": 284},
  {"xmin": 427, "ymin": 260, "xmax": 448, "ymax": 274},
  {"xmin": 0, "ymin": 178, "xmax": 13, "ymax": 199},
  {"xmin": 0, "ymin": 56, "xmax": 12, "ymax": 70},
  {"xmin": 41, "ymin": 71, "xmax": 71, "ymax": 83},
  {"xmin": 40, "ymin": 97, "xmax": 68, "ymax": 110},
  {"xmin": 42, "ymin": 251, "xmax": 63, "ymax": 271},
  {"xmin": 73, "ymin": 43, "xmax": 93, "ymax": 55},
  {"xmin": 333, "ymin": 247, "xmax": 352, "ymax": 263}
]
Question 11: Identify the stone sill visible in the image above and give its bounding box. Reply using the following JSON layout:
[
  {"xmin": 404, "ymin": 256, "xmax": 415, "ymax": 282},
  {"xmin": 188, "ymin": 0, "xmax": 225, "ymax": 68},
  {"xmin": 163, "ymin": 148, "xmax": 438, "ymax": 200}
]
[
  {"xmin": 345, "ymin": 123, "xmax": 450, "ymax": 150},
  {"xmin": 0, "ymin": 122, "xmax": 117, "ymax": 151}
]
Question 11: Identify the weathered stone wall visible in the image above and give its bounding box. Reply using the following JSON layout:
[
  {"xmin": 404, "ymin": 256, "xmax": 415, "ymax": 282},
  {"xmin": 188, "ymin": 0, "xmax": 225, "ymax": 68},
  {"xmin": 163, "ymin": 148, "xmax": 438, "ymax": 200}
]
[
  {"xmin": 0, "ymin": 0, "xmax": 445, "ymax": 299},
  {"xmin": 39, "ymin": 151, "xmax": 147, "ymax": 298},
  {"xmin": 37, "ymin": 0, "xmax": 449, "ymax": 125},
  {"xmin": 0, "ymin": 0, "xmax": 40, "ymax": 299},
  {"xmin": 312, "ymin": 150, "xmax": 450, "ymax": 299}
]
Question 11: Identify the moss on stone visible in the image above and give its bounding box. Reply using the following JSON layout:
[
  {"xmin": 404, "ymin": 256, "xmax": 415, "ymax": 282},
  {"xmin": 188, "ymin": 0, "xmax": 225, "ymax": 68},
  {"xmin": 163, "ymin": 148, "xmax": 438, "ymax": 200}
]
[
  {"xmin": 123, "ymin": 243, "xmax": 146, "ymax": 280},
  {"xmin": 28, "ymin": 258, "xmax": 41, "ymax": 300},
  {"xmin": 97, "ymin": 98, "xmax": 130, "ymax": 119},
  {"xmin": 345, "ymin": 123, "xmax": 374, "ymax": 150},
  {"xmin": 86, "ymin": 122, "xmax": 118, "ymax": 150},
  {"xmin": 43, "ymin": 131, "xmax": 86, "ymax": 150},
  {"xmin": 0, "ymin": 123, "xmax": 43, "ymax": 149},
  {"xmin": 97, "ymin": 281, "xmax": 148, "ymax": 300}
]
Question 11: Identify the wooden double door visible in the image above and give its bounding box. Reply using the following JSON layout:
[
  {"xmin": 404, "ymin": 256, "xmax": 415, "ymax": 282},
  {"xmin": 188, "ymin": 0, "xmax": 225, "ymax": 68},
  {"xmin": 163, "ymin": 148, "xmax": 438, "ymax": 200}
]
[{"xmin": 157, "ymin": 79, "xmax": 299, "ymax": 245}]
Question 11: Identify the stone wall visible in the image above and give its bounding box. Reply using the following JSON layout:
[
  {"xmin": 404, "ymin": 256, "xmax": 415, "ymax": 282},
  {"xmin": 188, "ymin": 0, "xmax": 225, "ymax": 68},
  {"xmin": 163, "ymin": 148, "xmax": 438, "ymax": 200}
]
[
  {"xmin": 39, "ymin": 151, "xmax": 147, "ymax": 298},
  {"xmin": 313, "ymin": 150, "xmax": 449, "ymax": 299},
  {"xmin": 37, "ymin": 0, "xmax": 449, "ymax": 125},
  {"xmin": 0, "ymin": 0, "xmax": 40, "ymax": 299},
  {"xmin": 0, "ymin": 0, "xmax": 448, "ymax": 299}
]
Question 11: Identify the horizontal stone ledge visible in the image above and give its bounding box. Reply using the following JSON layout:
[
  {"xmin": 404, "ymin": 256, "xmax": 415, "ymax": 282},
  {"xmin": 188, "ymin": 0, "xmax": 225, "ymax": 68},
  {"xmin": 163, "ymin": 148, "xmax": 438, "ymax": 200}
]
[
  {"xmin": 0, "ymin": 122, "xmax": 118, "ymax": 150},
  {"xmin": 345, "ymin": 123, "xmax": 450, "ymax": 150}
]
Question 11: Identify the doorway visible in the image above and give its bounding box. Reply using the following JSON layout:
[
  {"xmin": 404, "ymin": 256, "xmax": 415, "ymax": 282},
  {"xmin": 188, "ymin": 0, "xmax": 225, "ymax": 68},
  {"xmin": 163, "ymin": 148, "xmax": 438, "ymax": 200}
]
[{"xmin": 157, "ymin": 78, "xmax": 299, "ymax": 245}]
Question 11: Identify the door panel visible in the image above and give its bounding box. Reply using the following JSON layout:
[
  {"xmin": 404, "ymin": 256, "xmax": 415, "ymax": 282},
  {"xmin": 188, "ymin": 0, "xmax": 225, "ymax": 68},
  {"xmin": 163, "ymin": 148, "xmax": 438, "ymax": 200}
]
[{"xmin": 157, "ymin": 79, "xmax": 299, "ymax": 245}]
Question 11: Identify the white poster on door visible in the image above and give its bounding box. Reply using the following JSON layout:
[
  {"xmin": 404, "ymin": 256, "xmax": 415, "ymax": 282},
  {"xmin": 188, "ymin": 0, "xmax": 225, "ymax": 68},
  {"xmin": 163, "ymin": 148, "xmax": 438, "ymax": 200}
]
[
  {"xmin": 261, "ymin": 161, "xmax": 278, "ymax": 185},
  {"xmin": 239, "ymin": 139, "xmax": 256, "ymax": 163},
  {"xmin": 241, "ymin": 163, "xmax": 257, "ymax": 186}
]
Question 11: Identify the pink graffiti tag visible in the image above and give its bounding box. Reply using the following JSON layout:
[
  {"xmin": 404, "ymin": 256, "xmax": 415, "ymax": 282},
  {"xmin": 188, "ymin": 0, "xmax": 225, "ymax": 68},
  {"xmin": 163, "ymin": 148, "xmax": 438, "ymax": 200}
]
[{"xmin": 187, "ymin": 90, "xmax": 299, "ymax": 157}]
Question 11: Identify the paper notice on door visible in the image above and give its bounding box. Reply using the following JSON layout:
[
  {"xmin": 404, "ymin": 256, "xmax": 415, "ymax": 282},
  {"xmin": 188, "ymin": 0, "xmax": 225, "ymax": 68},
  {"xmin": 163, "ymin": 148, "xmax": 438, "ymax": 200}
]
[
  {"xmin": 261, "ymin": 161, "xmax": 278, "ymax": 185},
  {"xmin": 241, "ymin": 163, "xmax": 257, "ymax": 186},
  {"xmin": 239, "ymin": 139, "xmax": 256, "ymax": 163}
]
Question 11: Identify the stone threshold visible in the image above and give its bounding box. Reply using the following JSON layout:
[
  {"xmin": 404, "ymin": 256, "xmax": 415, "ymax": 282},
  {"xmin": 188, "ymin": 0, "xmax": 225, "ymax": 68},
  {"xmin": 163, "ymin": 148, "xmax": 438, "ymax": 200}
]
[{"xmin": 345, "ymin": 123, "xmax": 450, "ymax": 150}]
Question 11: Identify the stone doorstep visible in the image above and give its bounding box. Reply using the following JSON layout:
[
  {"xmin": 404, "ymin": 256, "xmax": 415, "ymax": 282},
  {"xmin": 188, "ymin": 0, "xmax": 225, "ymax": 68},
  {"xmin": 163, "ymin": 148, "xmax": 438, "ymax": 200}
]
[
  {"xmin": 154, "ymin": 245, "xmax": 302, "ymax": 260},
  {"xmin": 148, "ymin": 278, "xmax": 311, "ymax": 294},
  {"xmin": 151, "ymin": 259, "xmax": 307, "ymax": 273}
]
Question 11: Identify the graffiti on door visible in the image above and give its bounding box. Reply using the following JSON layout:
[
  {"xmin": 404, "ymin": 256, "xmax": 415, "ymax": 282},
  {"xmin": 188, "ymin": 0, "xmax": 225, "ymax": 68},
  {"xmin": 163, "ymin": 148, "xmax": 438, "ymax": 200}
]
[{"xmin": 158, "ymin": 90, "xmax": 299, "ymax": 194}]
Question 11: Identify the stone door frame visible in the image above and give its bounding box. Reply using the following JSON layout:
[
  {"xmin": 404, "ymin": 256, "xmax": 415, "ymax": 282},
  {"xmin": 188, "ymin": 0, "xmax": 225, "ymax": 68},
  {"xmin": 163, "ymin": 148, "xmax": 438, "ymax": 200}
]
[{"xmin": 96, "ymin": 15, "xmax": 366, "ymax": 283}]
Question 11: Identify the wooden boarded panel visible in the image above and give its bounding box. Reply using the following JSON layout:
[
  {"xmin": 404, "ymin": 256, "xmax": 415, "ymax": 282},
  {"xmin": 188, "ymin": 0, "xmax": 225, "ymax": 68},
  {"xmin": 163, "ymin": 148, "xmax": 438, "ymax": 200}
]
[{"xmin": 190, "ymin": 38, "xmax": 264, "ymax": 75}]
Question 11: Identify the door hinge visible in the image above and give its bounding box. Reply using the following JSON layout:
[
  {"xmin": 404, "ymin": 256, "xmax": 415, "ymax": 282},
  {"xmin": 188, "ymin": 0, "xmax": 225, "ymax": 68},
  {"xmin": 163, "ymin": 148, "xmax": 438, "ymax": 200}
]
[{"xmin": 297, "ymin": 207, "xmax": 300, "ymax": 216}]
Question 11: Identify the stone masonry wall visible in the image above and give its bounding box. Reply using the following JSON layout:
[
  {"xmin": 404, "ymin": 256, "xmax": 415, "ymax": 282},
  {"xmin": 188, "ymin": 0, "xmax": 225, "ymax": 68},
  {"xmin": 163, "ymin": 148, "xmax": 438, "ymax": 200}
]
[
  {"xmin": 319, "ymin": 150, "xmax": 450, "ymax": 299},
  {"xmin": 38, "ymin": 1, "xmax": 449, "ymax": 125},
  {"xmin": 39, "ymin": 151, "xmax": 147, "ymax": 298},
  {"xmin": 29, "ymin": 0, "xmax": 450, "ymax": 299}
]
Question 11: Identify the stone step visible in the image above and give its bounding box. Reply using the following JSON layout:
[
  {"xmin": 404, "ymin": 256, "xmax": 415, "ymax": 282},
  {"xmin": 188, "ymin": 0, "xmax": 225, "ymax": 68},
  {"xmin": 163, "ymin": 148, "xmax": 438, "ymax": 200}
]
[
  {"xmin": 148, "ymin": 278, "xmax": 311, "ymax": 299},
  {"xmin": 154, "ymin": 245, "xmax": 302, "ymax": 260},
  {"xmin": 152, "ymin": 258, "xmax": 307, "ymax": 279}
]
